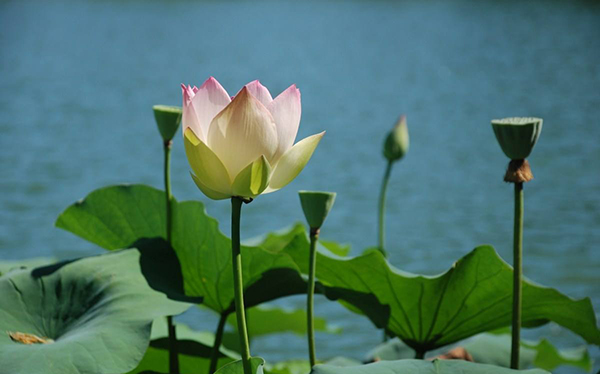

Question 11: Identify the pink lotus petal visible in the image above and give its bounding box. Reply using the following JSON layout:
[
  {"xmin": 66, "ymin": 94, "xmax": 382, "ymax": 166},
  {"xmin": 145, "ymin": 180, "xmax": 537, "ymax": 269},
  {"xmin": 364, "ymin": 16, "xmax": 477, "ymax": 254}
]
[
  {"xmin": 267, "ymin": 84, "xmax": 301, "ymax": 163},
  {"xmin": 245, "ymin": 80, "xmax": 273, "ymax": 107},
  {"xmin": 183, "ymin": 77, "xmax": 232, "ymax": 141},
  {"xmin": 181, "ymin": 84, "xmax": 195, "ymax": 106}
]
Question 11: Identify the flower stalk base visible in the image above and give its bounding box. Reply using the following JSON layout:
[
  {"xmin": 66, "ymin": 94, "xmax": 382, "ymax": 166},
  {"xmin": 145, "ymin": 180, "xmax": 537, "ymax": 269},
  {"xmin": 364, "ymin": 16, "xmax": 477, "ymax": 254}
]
[
  {"xmin": 307, "ymin": 227, "xmax": 320, "ymax": 367},
  {"xmin": 163, "ymin": 140, "xmax": 179, "ymax": 374},
  {"xmin": 511, "ymin": 182, "xmax": 524, "ymax": 369},
  {"xmin": 231, "ymin": 197, "xmax": 252, "ymax": 374},
  {"xmin": 377, "ymin": 161, "xmax": 393, "ymax": 257}
]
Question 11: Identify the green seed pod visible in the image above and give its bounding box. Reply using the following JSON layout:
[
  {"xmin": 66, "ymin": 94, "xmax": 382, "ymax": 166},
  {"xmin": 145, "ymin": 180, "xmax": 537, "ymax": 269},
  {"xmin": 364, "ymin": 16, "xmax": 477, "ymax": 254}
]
[
  {"xmin": 153, "ymin": 105, "xmax": 182, "ymax": 142},
  {"xmin": 298, "ymin": 191, "xmax": 336, "ymax": 230},
  {"xmin": 491, "ymin": 117, "xmax": 543, "ymax": 160},
  {"xmin": 383, "ymin": 115, "xmax": 409, "ymax": 162}
]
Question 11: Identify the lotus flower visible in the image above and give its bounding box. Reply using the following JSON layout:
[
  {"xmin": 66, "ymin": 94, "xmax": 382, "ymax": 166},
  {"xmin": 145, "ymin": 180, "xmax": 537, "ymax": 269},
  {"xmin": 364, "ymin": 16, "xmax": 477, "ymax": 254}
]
[{"xmin": 181, "ymin": 77, "xmax": 324, "ymax": 200}]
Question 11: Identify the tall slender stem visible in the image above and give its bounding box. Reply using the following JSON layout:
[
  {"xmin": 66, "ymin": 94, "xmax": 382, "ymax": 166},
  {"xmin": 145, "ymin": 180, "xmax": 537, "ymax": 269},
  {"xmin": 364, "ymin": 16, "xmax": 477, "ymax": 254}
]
[
  {"xmin": 415, "ymin": 349, "xmax": 425, "ymax": 360},
  {"xmin": 167, "ymin": 315, "xmax": 178, "ymax": 374},
  {"xmin": 377, "ymin": 160, "xmax": 393, "ymax": 256},
  {"xmin": 163, "ymin": 140, "xmax": 179, "ymax": 374},
  {"xmin": 164, "ymin": 141, "xmax": 173, "ymax": 242},
  {"xmin": 208, "ymin": 313, "xmax": 228, "ymax": 374},
  {"xmin": 231, "ymin": 197, "xmax": 252, "ymax": 374},
  {"xmin": 510, "ymin": 182, "xmax": 524, "ymax": 369},
  {"xmin": 307, "ymin": 228, "xmax": 320, "ymax": 367}
]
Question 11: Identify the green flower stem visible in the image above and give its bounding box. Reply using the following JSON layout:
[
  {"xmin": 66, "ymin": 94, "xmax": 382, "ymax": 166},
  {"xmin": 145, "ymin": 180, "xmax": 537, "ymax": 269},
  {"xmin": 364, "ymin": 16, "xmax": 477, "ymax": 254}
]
[
  {"xmin": 167, "ymin": 315, "xmax": 178, "ymax": 374},
  {"xmin": 511, "ymin": 182, "xmax": 524, "ymax": 369},
  {"xmin": 163, "ymin": 140, "xmax": 179, "ymax": 374},
  {"xmin": 164, "ymin": 141, "xmax": 173, "ymax": 243},
  {"xmin": 307, "ymin": 228, "xmax": 320, "ymax": 367},
  {"xmin": 231, "ymin": 197, "xmax": 252, "ymax": 374},
  {"xmin": 208, "ymin": 313, "xmax": 228, "ymax": 374},
  {"xmin": 377, "ymin": 160, "xmax": 393, "ymax": 257},
  {"xmin": 415, "ymin": 349, "xmax": 425, "ymax": 360}
]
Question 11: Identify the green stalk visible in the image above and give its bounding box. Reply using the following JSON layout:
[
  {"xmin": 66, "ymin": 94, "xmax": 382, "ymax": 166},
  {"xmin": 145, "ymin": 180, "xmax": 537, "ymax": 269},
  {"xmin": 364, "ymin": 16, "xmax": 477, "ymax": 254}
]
[
  {"xmin": 208, "ymin": 313, "xmax": 228, "ymax": 374},
  {"xmin": 167, "ymin": 315, "xmax": 178, "ymax": 374},
  {"xmin": 163, "ymin": 140, "xmax": 179, "ymax": 374},
  {"xmin": 415, "ymin": 349, "xmax": 425, "ymax": 360},
  {"xmin": 164, "ymin": 141, "xmax": 173, "ymax": 243},
  {"xmin": 377, "ymin": 160, "xmax": 393, "ymax": 257},
  {"xmin": 511, "ymin": 182, "xmax": 524, "ymax": 369},
  {"xmin": 231, "ymin": 197, "xmax": 252, "ymax": 374},
  {"xmin": 307, "ymin": 228, "xmax": 320, "ymax": 367}
]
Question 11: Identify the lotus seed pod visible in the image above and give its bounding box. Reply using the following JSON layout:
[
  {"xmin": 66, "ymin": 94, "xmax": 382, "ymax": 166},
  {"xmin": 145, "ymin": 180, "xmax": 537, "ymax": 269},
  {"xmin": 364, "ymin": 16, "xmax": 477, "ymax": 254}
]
[
  {"xmin": 153, "ymin": 105, "xmax": 182, "ymax": 142},
  {"xmin": 491, "ymin": 117, "xmax": 542, "ymax": 160},
  {"xmin": 383, "ymin": 115, "xmax": 409, "ymax": 162},
  {"xmin": 298, "ymin": 191, "xmax": 336, "ymax": 230}
]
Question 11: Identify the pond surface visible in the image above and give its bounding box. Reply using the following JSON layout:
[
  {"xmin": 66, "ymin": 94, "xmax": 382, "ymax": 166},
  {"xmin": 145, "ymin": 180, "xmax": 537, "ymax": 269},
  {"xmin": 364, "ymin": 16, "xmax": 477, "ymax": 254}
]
[{"xmin": 1, "ymin": 0, "xmax": 599, "ymax": 372}]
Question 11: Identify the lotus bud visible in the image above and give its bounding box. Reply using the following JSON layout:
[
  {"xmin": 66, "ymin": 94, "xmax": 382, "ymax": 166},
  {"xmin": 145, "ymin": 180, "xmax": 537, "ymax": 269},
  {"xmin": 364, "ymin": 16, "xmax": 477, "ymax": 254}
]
[
  {"xmin": 491, "ymin": 117, "xmax": 542, "ymax": 160},
  {"xmin": 153, "ymin": 105, "xmax": 182, "ymax": 142},
  {"xmin": 491, "ymin": 117, "xmax": 543, "ymax": 183},
  {"xmin": 298, "ymin": 191, "xmax": 336, "ymax": 231},
  {"xmin": 383, "ymin": 115, "xmax": 409, "ymax": 162}
]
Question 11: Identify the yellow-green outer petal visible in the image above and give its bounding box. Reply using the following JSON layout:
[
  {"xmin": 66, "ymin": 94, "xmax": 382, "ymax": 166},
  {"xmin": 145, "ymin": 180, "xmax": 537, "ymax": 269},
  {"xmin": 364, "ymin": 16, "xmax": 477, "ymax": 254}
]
[
  {"xmin": 183, "ymin": 128, "xmax": 232, "ymax": 194},
  {"xmin": 153, "ymin": 105, "xmax": 182, "ymax": 142},
  {"xmin": 232, "ymin": 155, "xmax": 272, "ymax": 198},
  {"xmin": 269, "ymin": 132, "xmax": 325, "ymax": 191},
  {"xmin": 190, "ymin": 173, "xmax": 231, "ymax": 200},
  {"xmin": 491, "ymin": 117, "xmax": 543, "ymax": 160}
]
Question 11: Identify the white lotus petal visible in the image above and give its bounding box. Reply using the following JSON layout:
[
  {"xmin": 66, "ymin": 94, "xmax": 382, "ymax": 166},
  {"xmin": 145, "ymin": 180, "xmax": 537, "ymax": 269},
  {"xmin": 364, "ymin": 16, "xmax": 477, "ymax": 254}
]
[
  {"xmin": 207, "ymin": 87, "xmax": 278, "ymax": 178},
  {"xmin": 268, "ymin": 84, "xmax": 301, "ymax": 163}
]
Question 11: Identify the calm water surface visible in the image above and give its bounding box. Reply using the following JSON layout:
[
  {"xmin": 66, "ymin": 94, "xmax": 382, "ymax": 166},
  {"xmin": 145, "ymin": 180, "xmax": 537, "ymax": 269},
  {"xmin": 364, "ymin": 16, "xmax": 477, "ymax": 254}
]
[{"xmin": 1, "ymin": 0, "xmax": 599, "ymax": 372}]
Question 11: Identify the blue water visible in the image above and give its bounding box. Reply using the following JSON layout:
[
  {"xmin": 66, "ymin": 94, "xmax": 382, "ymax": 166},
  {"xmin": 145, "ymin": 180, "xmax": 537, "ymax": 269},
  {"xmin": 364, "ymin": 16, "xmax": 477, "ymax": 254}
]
[{"xmin": 1, "ymin": 0, "xmax": 599, "ymax": 372}]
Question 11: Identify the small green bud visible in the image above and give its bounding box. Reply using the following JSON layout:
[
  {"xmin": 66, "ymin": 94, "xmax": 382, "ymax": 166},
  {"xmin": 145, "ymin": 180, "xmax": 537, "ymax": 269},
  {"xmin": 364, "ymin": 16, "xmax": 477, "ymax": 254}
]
[
  {"xmin": 298, "ymin": 191, "xmax": 336, "ymax": 230},
  {"xmin": 153, "ymin": 105, "xmax": 182, "ymax": 142},
  {"xmin": 383, "ymin": 115, "xmax": 409, "ymax": 162},
  {"xmin": 491, "ymin": 117, "xmax": 542, "ymax": 160}
]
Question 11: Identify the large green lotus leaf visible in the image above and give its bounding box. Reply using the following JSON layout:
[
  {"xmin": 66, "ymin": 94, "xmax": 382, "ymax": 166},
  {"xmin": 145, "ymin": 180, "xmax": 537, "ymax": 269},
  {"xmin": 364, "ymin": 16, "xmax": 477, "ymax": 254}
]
[
  {"xmin": 310, "ymin": 359, "xmax": 550, "ymax": 374},
  {"xmin": 215, "ymin": 357, "xmax": 265, "ymax": 374},
  {"xmin": 244, "ymin": 224, "xmax": 349, "ymax": 257},
  {"xmin": 148, "ymin": 317, "xmax": 238, "ymax": 358},
  {"xmin": 56, "ymin": 184, "xmax": 168, "ymax": 249},
  {"xmin": 367, "ymin": 332, "xmax": 592, "ymax": 372},
  {"xmin": 227, "ymin": 304, "xmax": 341, "ymax": 339},
  {"xmin": 266, "ymin": 357, "xmax": 362, "ymax": 374},
  {"xmin": 262, "ymin": 225, "xmax": 600, "ymax": 353},
  {"xmin": 171, "ymin": 200, "xmax": 305, "ymax": 314},
  {"xmin": 266, "ymin": 360, "xmax": 312, "ymax": 374},
  {"xmin": 463, "ymin": 330, "xmax": 592, "ymax": 373},
  {"xmin": 56, "ymin": 184, "xmax": 308, "ymax": 314},
  {"xmin": 0, "ymin": 249, "xmax": 190, "ymax": 374},
  {"xmin": 127, "ymin": 346, "xmax": 234, "ymax": 374},
  {"xmin": 319, "ymin": 239, "xmax": 351, "ymax": 257},
  {"xmin": 127, "ymin": 319, "xmax": 237, "ymax": 374},
  {"xmin": 220, "ymin": 304, "xmax": 340, "ymax": 355},
  {"xmin": 0, "ymin": 257, "xmax": 55, "ymax": 276}
]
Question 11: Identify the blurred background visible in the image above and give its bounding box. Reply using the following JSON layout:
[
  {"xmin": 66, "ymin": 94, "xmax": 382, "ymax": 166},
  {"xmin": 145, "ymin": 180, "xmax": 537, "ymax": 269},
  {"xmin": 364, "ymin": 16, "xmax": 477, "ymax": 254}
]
[{"xmin": 1, "ymin": 0, "xmax": 599, "ymax": 372}]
